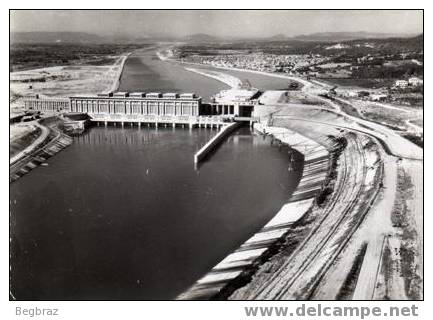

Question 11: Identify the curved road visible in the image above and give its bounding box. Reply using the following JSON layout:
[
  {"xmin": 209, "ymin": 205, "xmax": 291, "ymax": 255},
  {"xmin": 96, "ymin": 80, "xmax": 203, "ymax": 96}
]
[{"xmin": 165, "ymin": 55, "xmax": 423, "ymax": 300}]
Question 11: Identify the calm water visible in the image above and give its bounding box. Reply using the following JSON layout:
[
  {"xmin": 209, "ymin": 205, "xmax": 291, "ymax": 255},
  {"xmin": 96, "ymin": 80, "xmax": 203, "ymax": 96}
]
[
  {"xmin": 118, "ymin": 48, "xmax": 229, "ymax": 101},
  {"xmin": 193, "ymin": 65, "xmax": 293, "ymax": 92},
  {"xmin": 10, "ymin": 48, "xmax": 304, "ymax": 300}
]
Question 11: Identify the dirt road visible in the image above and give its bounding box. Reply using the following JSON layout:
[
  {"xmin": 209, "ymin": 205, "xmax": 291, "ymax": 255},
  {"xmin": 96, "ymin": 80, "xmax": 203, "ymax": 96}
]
[{"xmin": 176, "ymin": 63, "xmax": 423, "ymax": 300}]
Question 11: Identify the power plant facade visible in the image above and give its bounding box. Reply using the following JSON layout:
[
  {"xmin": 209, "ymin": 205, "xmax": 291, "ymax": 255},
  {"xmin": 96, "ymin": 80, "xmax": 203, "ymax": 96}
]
[
  {"xmin": 24, "ymin": 92, "xmax": 201, "ymax": 116},
  {"xmin": 23, "ymin": 95, "xmax": 70, "ymax": 113},
  {"xmin": 70, "ymin": 92, "xmax": 201, "ymax": 116},
  {"xmin": 23, "ymin": 88, "xmax": 261, "ymax": 122}
]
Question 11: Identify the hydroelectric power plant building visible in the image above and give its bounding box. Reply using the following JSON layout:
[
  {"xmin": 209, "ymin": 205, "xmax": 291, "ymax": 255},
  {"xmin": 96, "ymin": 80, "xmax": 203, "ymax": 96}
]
[
  {"xmin": 23, "ymin": 86, "xmax": 261, "ymax": 127},
  {"xmin": 23, "ymin": 94, "xmax": 70, "ymax": 112},
  {"xmin": 24, "ymin": 92, "xmax": 201, "ymax": 116},
  {"xmin": 70, "ymin": 92, "xmax": 201, "ymax": 116}
]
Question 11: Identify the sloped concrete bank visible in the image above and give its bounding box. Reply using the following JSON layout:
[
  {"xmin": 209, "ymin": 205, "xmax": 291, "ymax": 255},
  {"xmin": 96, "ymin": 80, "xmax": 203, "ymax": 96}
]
[
  {"xmin": 10, "ymin": 117, "xmax": 73, "ymax": 183},
  {"xmin": 177, "ymin": 123, "xmax": 337, "ymax": 300},
  {"xmin": 110, "ymin": 53, "xmax": 132, "ymax": 93}
]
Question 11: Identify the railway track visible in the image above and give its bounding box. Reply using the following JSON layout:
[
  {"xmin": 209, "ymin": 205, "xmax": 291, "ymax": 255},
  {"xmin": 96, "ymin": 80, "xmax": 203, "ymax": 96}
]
[
  {"xmin": 246, "ymin": 134, "xmax": 381, "ymax": 300},
  {"xmin": 274, "ymin": 136, "xmax": 372, "ymax": 299},
  {"xmin": 245, "ymin": 135, "xmax": 351, "ymax": 299}
]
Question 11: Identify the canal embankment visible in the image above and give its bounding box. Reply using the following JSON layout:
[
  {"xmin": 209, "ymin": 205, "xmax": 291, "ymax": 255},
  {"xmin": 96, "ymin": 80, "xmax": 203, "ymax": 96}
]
[
  {"xmin": 177, "ymin": 123, "xmax": 334, "ymax": 300},
  {"xmin": 10, "ymin": 51, "xmax": 129, "ymax": 182},
  {"xmin": 109, "ymin": 53, "xmax": 132, "ymax": 93},
  {"xmin": 10, "ymin": 117, "xmax": 73, "ymax": 183},
  {"xmin": 10, "ymin": 123, "xmax": 46, "ymax": 163},
  {"xmin": 184, "ymin": 67, "xmax": 241, "ymax": 89}
]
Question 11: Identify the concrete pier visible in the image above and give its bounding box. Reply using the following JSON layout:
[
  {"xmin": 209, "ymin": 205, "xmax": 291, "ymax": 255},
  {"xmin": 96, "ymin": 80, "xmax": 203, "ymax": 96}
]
[{"xmin": 194, "ymin": 122, "xmax": 241, "ymax": 164}]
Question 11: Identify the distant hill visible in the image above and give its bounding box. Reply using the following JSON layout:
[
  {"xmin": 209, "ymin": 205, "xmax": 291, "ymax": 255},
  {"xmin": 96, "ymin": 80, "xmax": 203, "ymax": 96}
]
[
  {"xmin": 267, "ymin": 34, "xmax": 288, "ymax": 41},
  {"xmin": 10, "ymin": 32, "xmax": 106, "ymax": 44},
  {"xmin": 302, "ymin": 34, "xmax": 424, "ymax": 55},
  {"xmin": 217, "ymin": 32, "xmax": 418, "ymax": 43},
  {"xmin": 343, "ymin": 33, "xmax": 424, "ymax": 52},
  {"xmin": 178, "ymin": 32, "xmax": 404, "ymax": 43},
  {"xmin": 182, "ymin": 33, "xmax": 221, "ymax": 43},
  {"xmin": 10, "ymin": 31, "xmax": 422, "ymax": 46},
  {"xmin": 291, "ymin": 31, "xmax": 416, "ymax": 42}
]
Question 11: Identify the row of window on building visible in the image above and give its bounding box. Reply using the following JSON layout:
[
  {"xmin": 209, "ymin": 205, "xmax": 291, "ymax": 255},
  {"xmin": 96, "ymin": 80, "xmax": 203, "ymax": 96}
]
[
  {"xmin": 23, "ymin": 99, "xmax": 69, "ymax": 112},
  {"xmin": 70, "ymin": 99, "xmax": 200, "ymax": 116},
  {"xmin": 24, "ymin": 96, "xmax": 201, "ymax": 116}
]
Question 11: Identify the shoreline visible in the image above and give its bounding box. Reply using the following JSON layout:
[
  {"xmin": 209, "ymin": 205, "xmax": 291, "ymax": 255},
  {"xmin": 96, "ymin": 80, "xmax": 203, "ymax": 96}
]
[
  {"xmin": 169, "ymin": 56, "xmax": 398, "ymax": 300},
  {"xmin": 109, "ymin": 52, "xmax": 132, "ymax": 93},
  {"xmin": 9, "ymin": 51, "xmax": 131, "ymax": 176},
  {"xmin": 177, "ymin": 124, "xmax": 333, "ymax": 300},
  {"xmin": 10, "ymin": 122, "xmax": 50, "ymax": 166},
  {"xmin": 175, "ymin": 58, "xmax": 422, "ymax": 160},
  {"xmin": 10, "ymin": 117, "xmax": 73, "ymax": 183},
  {"xmin": 184, "ymin": 67, "xmax": 241, "ymax": 89},
  {"xmin": 168, "ymin": 56, "xmax": 339, "ymax": 300},
  {"xmin": 172, "ymin": 59, "xmax": 315, "ymax": 89}
]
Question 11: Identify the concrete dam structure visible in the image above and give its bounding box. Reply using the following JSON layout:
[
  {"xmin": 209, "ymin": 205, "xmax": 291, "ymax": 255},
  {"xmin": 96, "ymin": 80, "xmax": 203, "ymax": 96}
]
[
  {"xmin": 23, "ymin": 89, "xmax": 261, "ymax": 163},
  {"xmin": 23, "ymin": 88, "xmax": 262, "ymax": 132}
]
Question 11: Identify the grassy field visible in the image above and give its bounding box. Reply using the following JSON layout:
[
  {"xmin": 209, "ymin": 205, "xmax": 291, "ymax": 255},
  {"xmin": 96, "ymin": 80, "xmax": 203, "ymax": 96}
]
[
  {"xmin": 10, "ymin": 43, "xmax": 145, "ymax": 72},
  {"xmin": 11, "ymin": 63, "xmax": 123, "ymax": 98}
]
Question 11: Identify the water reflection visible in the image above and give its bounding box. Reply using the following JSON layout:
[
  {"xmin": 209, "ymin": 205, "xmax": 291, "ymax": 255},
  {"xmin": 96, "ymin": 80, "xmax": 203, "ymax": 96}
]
[{"xmin": 10, "ymin": 126, "xmax": 303, "ymax": 300}]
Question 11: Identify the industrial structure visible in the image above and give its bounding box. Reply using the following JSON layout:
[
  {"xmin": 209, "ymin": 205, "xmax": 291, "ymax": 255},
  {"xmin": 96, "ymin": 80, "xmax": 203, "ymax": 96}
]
[
  {"xmin": 23, "ymin": 94, "xmax": 69, "ymax": 112},
  {"xmin": 69, "ymin": 92, "xmax": 201, "ymax": 116},
  {"xmin": 210, "ymin": 87, "xmax": 260, "ymax": 117},
  {"xmin": 23, "ymin": 86, "xmax": 262, "ymax": 127}
]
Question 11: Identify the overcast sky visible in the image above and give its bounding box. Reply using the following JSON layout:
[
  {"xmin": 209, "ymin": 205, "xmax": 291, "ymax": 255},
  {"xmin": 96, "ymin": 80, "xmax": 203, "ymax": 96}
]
[{"xmin": 10, "ymin": 10, "xmax": 423, "ymax": 38}]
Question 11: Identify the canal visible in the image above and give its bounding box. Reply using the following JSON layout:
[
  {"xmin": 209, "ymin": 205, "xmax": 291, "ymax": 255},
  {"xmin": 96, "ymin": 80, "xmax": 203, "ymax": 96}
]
[
  {"xmin": 118, "ymin": 47, "xmax": 229, "ymax": 101},
  {"xmin": 10, "ymin": 48, "xmax": 304, "ymax": 300}
]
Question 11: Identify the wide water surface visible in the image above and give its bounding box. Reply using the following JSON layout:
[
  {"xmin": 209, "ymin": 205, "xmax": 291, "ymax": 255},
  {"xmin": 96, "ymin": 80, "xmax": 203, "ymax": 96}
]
[
  {"xmin": 118, "ymin": 48, "xmax": 228, "ymax": 101},
  {"xmin": 11, "ymin": 48, "xmax": 304, "ymax": 300},
  {"xmin": 10, "ymin": 127, "xmax": 303, "ymax": 300}
]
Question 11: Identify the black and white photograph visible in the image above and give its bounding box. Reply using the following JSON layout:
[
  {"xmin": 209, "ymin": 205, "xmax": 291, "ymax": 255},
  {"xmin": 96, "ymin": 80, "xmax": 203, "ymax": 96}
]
[{"xmin": 8, "ymin": 8, "xmax": 423, "ymax": 308}]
